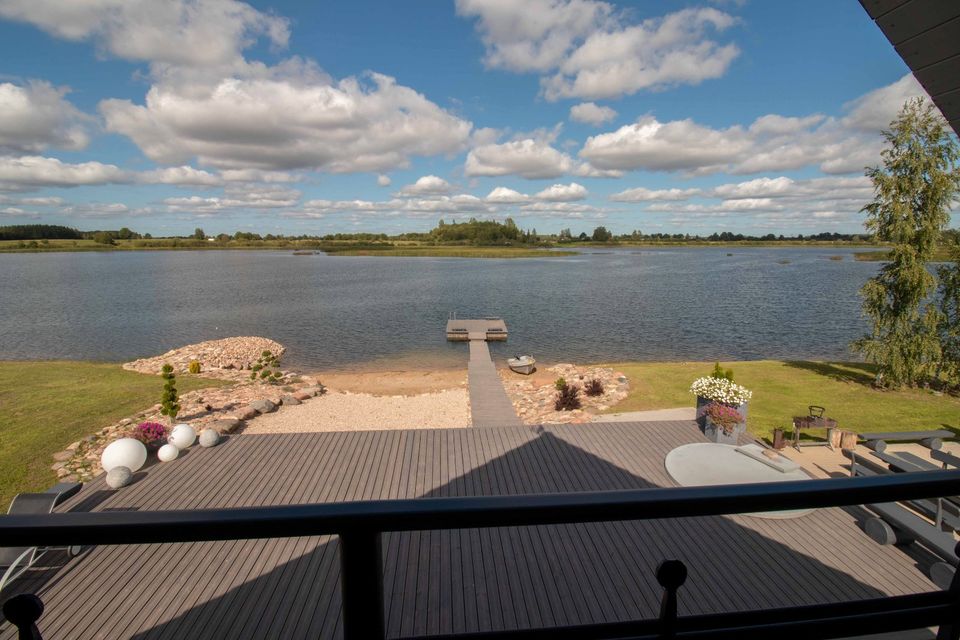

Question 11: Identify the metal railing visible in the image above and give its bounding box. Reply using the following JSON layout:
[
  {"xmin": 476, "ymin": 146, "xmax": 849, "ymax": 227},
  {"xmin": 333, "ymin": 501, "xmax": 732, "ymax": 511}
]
[{"xmin": 2, "ymin": 471, "xmax": 960, "ymax": 639}]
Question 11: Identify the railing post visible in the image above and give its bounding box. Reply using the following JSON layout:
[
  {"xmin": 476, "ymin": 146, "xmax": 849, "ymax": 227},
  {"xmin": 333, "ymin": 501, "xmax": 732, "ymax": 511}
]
[
  {"xmin": 656, "ymin": 560, "xmax": 687, "ymax": 639},
  {"xmin": 339, "ymin": 529, "xmax": 385, "ymax": 640},
  {"xmin": 937, "ymin": 543, "xmax": 960, "ymax": 640},
  {"xmin": 3, "ymin": 594, "xmax": 44, "ymax": 640}
]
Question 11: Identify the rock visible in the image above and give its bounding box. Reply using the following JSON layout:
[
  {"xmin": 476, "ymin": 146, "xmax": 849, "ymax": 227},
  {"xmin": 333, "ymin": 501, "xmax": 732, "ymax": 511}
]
[
  {"xmin": 209, "ymin": 418, "xmax": 242, "ymax": 433},
  {"xmin": 50, "ymin": 462, "xmax": 66, "ymax": 472},
  {"xmin": 280, "ymin": 395, "xmax": 301, "ymax": 406},
  {"xmin": 52, "ymin": 450, "xmax": 73, "ymax": 462},
  {"xmin": 249, "ymin": 399, "xmax": 276, "ymax": 414},
  {"xmin": 234, "ymin": 406, "xmax": 258, "ymax": 420},
  {"xmin": 293, "ymin": 391, "xmax": 312, "ymax": 402},
  {"xmin": 300, "ymin": 386, "xmax": 324, "ymax": 397},
  {"xmin": 198, "ymin": 429, "xmax": 221, "ymax": 447},
  {"xmin": 106, "ymin": 466, "xmax": 133, "ymax": 489}
]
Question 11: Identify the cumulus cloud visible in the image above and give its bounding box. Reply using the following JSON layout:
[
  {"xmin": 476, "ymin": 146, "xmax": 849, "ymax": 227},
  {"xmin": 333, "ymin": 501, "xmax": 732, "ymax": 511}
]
[
  {"xmin": 570, "ymin": 102, "xmax": 617, "ymax": 125},
  {"xmin": 580, "ymin": 74, "xmax": 928, "ymax": 176},
  {"xmin": 0, "ymin": 0, "xmax": 289, "ymax": 70},
  {"xmin": 484, "ymin": 186, "xmax": 531, "ymax": 204},
  {"xmin": 101, "ymin": 71, "xmax": 473, "ymax": 173},
  {"xmin": 0, "ymin": 81, "xmax": 91, "ymax": 154},
  {"xmin": 397, "ymin": 175, "xmax": 453, "ymax": 196},
  {"xmin": 377, "ymin": 174, "xmax": 391, "ymax": 187},
  {"xmin": 465, "ymin": 137, "xmax": 575, "ymax": 179},
  {"xmin": 219, "ymin": 168, "xmax": 298, "ymax": 182},
  {"xmin": 0, "ymin": 155, "xmax": 129, "ymax": 190},
  {"xmin": 610, "ymin": 186, "xmax": 701, "ymax": 202},
  {"xmin": 164, "ymin": 184, "xmax": 300, "ymax": 212},
  {"xmin": 140, "ymin": 166, "xmax": 222, "ymax": 186},
  {"xmin": 534, "ymin": 182, "xmax": 588, "ymax": 201},
  {"xmin": 457, "ymin": 1, "xmax": 740, "ymax": 100}
]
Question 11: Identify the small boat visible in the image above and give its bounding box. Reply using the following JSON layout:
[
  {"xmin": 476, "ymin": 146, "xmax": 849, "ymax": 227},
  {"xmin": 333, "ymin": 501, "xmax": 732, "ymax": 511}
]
[{"xmin": 507, "ymin": 355, "xmax": 536, "ymax": 375}]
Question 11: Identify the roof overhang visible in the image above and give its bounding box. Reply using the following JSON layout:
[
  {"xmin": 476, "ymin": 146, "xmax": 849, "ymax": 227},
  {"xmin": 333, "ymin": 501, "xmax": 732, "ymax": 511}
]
[{"xmin": 860, "ymin": 0, "xmax": 960, "ymax": 136}]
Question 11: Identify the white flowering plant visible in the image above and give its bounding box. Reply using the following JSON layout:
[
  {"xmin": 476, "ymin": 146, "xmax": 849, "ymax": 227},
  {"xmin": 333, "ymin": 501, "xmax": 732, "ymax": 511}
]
[{"xmin": 690, "ymin": 376, "xmax": 753, "ymax": 405}]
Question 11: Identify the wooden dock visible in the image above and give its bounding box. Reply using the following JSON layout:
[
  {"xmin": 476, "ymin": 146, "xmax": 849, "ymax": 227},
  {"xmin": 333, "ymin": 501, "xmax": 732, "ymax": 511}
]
[
  {"xmin": 467, "ymin": 339, "xmax": 521, "ymax": 428},
  {"xmin": 445, "ymin": 317, "xmax": 507, "ymax": 341},
  {"xmin": 0, "ymin": 422, "xmax": 936, "ymax": 639}
]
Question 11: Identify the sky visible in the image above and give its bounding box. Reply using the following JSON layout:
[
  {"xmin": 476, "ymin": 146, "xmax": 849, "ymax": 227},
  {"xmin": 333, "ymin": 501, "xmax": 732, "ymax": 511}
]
[{"xmin": 0, "ymin": 0, "xmax": 946, "ymax": 236}]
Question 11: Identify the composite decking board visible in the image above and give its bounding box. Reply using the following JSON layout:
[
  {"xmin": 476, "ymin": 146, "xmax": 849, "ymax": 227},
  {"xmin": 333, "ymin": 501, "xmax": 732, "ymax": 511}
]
[{"xmin": 1, "ymin": 422, "xmax": 941, "ymax": 640}]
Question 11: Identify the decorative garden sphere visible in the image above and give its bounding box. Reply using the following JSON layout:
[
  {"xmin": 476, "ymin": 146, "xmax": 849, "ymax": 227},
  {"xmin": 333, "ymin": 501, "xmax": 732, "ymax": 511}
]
[
  {"xmin": 105, "ymin": 466, "xmax": 132, "ymax": 489},
  {"xmin": 168, "ymin": 424, "xmax": 196, "ymax": 449},
  {"xmin": 198, "ymin": 429, "xmax": 220, "ymax": 448},
  {"xmin": 101, "ymin": 438, "xmax": 147, "ymax": 473},
  {"xmin": 157, "ymin": 444, "xmax": 180, "ymax": 462}
]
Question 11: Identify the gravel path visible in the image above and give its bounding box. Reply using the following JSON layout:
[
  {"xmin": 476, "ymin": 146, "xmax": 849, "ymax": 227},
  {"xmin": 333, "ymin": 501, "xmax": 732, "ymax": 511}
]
[{"xmin": 243, "ymin": 389, "xmax": 471, "ymax": 433}]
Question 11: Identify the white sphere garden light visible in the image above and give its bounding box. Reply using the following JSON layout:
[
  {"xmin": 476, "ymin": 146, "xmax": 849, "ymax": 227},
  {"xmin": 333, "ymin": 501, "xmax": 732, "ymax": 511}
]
[
  {"xmin": 101, "ymin": 438, "xmax": 148, "ymax": 473},
  {"xmin": 168, "ymin": 424, "xmax": 196, "ymax": 449},
  {"xmin": 157, "ymin": 444, "xmax": 180, "ymax": 462}
]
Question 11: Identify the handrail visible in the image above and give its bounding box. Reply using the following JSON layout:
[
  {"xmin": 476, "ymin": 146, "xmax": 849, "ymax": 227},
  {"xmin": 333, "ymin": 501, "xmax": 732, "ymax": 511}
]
[
  {"xmin": 4, "ymin": 471, "xmax": 960, "ymax": 639},
  {"xmin": 2, "ymin": 471, "xmax": 960, "ymax": 546}
]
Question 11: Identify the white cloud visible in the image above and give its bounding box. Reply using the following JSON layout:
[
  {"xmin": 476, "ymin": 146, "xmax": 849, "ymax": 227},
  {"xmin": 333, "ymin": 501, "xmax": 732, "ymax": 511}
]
[
  {"xmin": 397, "ymin": 175, "xmax": 453, "ymax": 196},
  {"xmin": 457, "ymin": 1, "xmax": 740, "ymax": 100},
  {"xmin": 465, "ymin": 137, "xmax": 576, "ymax": 179},
  {"xmin": 579, "ymin": 74, "xmax": 928, "ymax": 176},
  {"xmin": 219, "ymin": 169, "xmax": 298, "ymax": 183},
  {"xmin": 60, "ymin": 202, "xmax": 132, "ymax": 217},
  {"xmin": 164, "ymin": 184, "xmax": 300, "ymax": 211},
  {"xmin": 0, "ymin": 81, "xmax": 91, "ymax": 154},
  {"xmin": 0, "ymin": 0, "xmax": 289, "ymax": 70},
  {"xmin": 534, "ymin": 182, "xmax": 588, "ymax": 201},
  {"xmin": 569, "ymin": 102, "xmax": 617, "ymax": 125},
  {"xmin": 377, "ymin": 174, "xmax": 392, "ymax": 187},
  {"xmin": 0, "ymin": 155, "xmax": 129, "ymax": 190},
  {"xmin": 484, "ymin": 187, "xmax": 531, "ymax": 204},
  {"xmin": 610, "ymin": 186, "xmax": 701, "ymax": 202},
  {"xmin": 141, "ymin": 166, "xmax": 222, "ymax": 186},
  {"xmin": 101, "ymin": 71, "xmax": 473, "ymax": 173}
]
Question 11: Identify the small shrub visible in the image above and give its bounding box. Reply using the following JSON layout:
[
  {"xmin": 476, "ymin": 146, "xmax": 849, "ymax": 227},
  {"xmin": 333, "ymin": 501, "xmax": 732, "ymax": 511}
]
[
  {"xmin": 710, "ymin": 362, "xmax": 734, "ymax": 382},
  {"xmin": 584, "ymin": 378, "xmax": 604, "ymax": 396},
  {"xmin": 555, "ymin": 384, "xmax": 581, "ymax": 411},
  {"xmin": 704, "ymin": 402, "xmax": 744, "ymax": 434},
  {"xmin": 188, "ymin": 360, "xmax": 201, "ymax": 374},
  {"xmin": 160, "ymin": 363, "xmax": 180, "ymax": 423},
  {"xmin": 554, "ymin": 377, "xmax": 567, "ymax": 391},
  {"xmin": 250, "ymin": 350, "xmax": 283, "ymax": 384},
  {"xmin": 135, "ymin": 421, "xmax": 168, "ymax": 445}
]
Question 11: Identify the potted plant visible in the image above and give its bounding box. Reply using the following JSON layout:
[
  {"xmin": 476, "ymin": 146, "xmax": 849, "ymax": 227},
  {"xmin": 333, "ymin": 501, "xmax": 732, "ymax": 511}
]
[
  {"xmin": 690, "ymin": 374, "xmax": 752, "ymax": 430},
  {"xmin": 702, "ymin": 402, "xmax": 745, "ymax": 445}
]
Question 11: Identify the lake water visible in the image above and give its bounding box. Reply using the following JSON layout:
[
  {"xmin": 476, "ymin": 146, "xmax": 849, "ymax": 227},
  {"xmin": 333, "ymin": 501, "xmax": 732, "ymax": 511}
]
[{"xmin": 0, "ymin": 248, "xmax": 878, "ymax": 370}]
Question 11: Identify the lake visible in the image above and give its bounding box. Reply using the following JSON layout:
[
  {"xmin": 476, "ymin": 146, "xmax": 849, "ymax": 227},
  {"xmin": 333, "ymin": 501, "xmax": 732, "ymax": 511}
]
[{"xmin": 0, "ymin": 248, "xmax": 877, "ymax": 370}]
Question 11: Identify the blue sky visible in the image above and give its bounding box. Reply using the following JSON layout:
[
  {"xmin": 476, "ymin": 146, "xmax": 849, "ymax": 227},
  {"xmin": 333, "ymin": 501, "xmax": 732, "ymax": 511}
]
[{"xmin": 0, "ymin": 0, "xmax": 939, "ymax": 236}]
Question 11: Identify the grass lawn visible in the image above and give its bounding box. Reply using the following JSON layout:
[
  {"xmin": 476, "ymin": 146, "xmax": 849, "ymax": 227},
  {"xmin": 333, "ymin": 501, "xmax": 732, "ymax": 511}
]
[
  {"xmin": 0, "ymin": 361, "xmax": 231, "ymax": 507},
  {"xmin": 604, "ymin": 360, "xmax": 960, "ymax": 443}
]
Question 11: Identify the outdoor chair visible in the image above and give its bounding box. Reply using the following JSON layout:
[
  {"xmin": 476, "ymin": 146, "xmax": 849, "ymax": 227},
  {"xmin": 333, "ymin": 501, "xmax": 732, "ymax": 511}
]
[{"xmin": 0, "ymin": 483, "xmax": 83, "ymax": 593}]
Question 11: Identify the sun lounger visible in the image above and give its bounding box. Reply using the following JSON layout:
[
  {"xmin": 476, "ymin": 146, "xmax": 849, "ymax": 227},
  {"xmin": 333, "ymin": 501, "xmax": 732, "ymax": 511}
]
[{"xmin": 0, "ymin": 483, "xmax": 82, "ymax": 592}]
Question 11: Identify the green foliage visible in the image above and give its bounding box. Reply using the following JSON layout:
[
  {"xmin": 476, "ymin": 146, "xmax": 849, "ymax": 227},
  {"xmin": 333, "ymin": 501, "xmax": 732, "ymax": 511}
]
[
  {"xmin": 188, "ymin": 360, "xmax": 201, "ymax": 374},
  {"xmin": 709, "ymin": 362, "xmax": 734, "ymax": 381},
  {"xmin": 0, "ymin": 224, "xmax": 82, "ymax": 241},
  {"xmin": 584, "ymin": 378, "xmax": 604, "ymax": 396},
  {"xmin": 853, "ymin": 98, "xmax": 960, "ymax": 388},
  {"xmin": 936, "ymin": 240, "xmax": 960, "ymax": 384},
  {"xmin": 92, "ymin": 231, "xmax": 115, "ymax": 245},
  {"xmin": 427, "ymin": 218, "xmax": 538, "ymax": 245},
  {"xmin": 554, "ymin": 377, "xmax": 567, "ymax": 391},
  {"xmin": 249, "ymin": 350, "xmax": 283, "ymax": 384},
  {"xmin": 591, "ymin": 226, "xmax": 613, "ymax": 242},
  {"xmin": 554, "ymin": 383, "xmax": 582, "ymax": 411},
  {"xmin": 159, "ymin": 363, "xmax": 180, "ymax": 421}
]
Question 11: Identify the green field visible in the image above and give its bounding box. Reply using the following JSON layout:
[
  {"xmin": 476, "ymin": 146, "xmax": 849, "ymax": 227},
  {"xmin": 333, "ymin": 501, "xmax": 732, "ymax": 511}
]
[
  {"xmin": 321, "ymin": 246, "xmax": 577, "ymax": 258},
  {"xmin": 604, "ymin": 360, "xmax": 960, "ymax": 442},
  {"xmin": 0, "ymin": 362, "xmax": 230, "ymax": 507}
]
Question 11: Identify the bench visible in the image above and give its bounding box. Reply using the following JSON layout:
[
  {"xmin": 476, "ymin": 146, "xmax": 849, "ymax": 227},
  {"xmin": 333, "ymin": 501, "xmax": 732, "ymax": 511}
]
[
  {"xmin": 858, "ymin": 430, "xmax": 952, "ymax": 452},
  {"xmin": 843, "ymin": 451, "xmax": 959, "ymax": 587},
  {"xmin": 932, "ymin": 449, "xmax": 960, "ymax": 470}
]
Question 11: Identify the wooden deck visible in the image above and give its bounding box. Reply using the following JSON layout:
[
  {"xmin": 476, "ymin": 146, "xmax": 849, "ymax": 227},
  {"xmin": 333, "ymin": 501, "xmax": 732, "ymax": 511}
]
[
  {"xmin": 0, "ymin": 421, "xmax": 938, "ymax": 639},
  {"xmin": 446, "ymin": 318, "xmax": 507, "ymax": 341},
  {"xmin": 467, "ymin": 339, "xmax": 521, "ymax": 428}
]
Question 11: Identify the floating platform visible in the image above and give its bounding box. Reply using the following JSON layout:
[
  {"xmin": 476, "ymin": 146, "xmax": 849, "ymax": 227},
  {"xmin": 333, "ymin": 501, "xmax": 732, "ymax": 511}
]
[{"xmin": 445, "ymin": 317, "xmax": 508, "ymax": 341}]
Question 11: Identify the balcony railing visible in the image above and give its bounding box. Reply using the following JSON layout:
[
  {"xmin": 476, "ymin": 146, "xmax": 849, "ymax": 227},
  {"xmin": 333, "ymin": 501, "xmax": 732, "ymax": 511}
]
[{"xmin": 2, "ymin": 470, "xmax": 960, "ymax": 639}]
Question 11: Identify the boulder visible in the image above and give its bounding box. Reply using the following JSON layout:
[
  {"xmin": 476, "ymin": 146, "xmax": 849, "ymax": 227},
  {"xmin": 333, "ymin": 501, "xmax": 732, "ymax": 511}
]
[
  {"xmin": 293, "ymin": 391, "xmax": 312, "ymax": 402},
  {"xmin": 234, "ymin": 406, "xmax": 258, "ymax": 421},
  {"xmin": 198, "ymin": 429, "xmax": 220, "ymax": 447},
  {"xmin": 249, "ymin": 399, "xmax": 276, "ymax": 414},
  {"xmin": 280, "ymin": 395, "xmax": 301, "ymax": 406},
  {"xmin": 106, "ymin": 466, "xmax": 133, "ymax": 489},
  {"xmin": 209, "ymin": 418, "xmax": 243, "ymax": 433},
  {"xmin": 300, "ymin": 386, "xmax": 325, "ymax": 397}
]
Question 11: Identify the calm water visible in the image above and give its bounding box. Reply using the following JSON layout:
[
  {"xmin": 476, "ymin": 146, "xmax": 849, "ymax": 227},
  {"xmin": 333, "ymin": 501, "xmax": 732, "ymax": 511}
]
[{"xmin": 0, "ymin": 248, "xmax": 877, "ymax": 370}]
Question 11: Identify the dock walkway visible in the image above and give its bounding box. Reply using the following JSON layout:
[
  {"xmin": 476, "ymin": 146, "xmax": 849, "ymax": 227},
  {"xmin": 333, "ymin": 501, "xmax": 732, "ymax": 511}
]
[{"xmin": 467, "ymin": 338, "xmax": 521, "ymax": 428}]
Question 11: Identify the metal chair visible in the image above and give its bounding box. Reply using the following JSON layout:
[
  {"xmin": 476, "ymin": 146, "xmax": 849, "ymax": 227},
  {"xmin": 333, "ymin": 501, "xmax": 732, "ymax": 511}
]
[
  {"xmin": 0, "ymin": 484, "xmax": 83, "ymax": 593},
  {"xmin": 809, "ymin": 405, "xmax": 826, "ymax": 418}
]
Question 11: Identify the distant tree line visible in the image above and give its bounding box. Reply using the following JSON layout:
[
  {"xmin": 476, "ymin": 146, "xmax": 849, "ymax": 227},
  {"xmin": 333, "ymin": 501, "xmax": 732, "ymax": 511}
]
[{"xmin": 0, "ymin": 225, "xmax": 83, "ymax": 240}]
